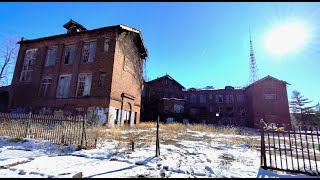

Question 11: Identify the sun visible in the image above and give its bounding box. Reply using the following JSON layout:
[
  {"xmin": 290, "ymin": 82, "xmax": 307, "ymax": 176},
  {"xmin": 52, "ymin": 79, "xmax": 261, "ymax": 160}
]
[{"xmin": 264, "ymin": 22, "xmax": 309, "ymax": 57}]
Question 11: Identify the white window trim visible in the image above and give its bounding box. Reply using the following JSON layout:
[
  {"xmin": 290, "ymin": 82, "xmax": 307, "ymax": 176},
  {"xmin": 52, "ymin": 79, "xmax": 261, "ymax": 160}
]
[
  {"xmin": 20, "ymin": 48, "xmax": 38, "ymax": 82},
  {"xmin": 76, "ymin": 73, "xmax": 92, "ymax": 97},
  {"xmin": 40, "ymin": 76, "xmax": 52, "ymax": 97}
]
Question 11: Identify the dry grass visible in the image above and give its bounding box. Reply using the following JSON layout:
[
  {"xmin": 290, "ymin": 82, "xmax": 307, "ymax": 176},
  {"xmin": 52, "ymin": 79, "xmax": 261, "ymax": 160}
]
[{"xmin": 187, "ymin": 124, "xmax": 239, "ymax": 135}]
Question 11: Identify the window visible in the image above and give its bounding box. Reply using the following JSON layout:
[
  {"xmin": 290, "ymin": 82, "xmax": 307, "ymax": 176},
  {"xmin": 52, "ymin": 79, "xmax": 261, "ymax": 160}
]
[
  {"xmin": 200, "ymin": 94, "xmax": 206, "ymax": 104},
  {"xmin": 56, "ymin": 75, "xmax": 71, "ymax": 98},
  {"xmin": 216, "ymin": 106, "xmax": 224, "ymax": 117},
  {"xmin": 82, "ymin": 41, "xmax": 96, "ymax": 62},
  {"xmin": 64, "ymin": 45, "xmax": 76, "ymax": 64},
  {"xmin": 164, "ymin": 105, "xmax": 169, "ymax": 113},
  {"xmin": 76, "ymin": 73, "xmax": 92, "ymax": 97},
  {"xmin": 190, "ymin": 94, "xmax": 197, "ymax": 103},
  {"xmin": 226, "ymin": 95, "xmax": 234, "ymax": 103},
  {"xmin": 225, "ymin": 106, "xmax": 234, "ymax": 117},
  {"xmin": 184, "ymin": 94, "xmax": 188, "ymax": 101},
  {"xmin": 209, "ymin": 94, "xmax": 213, "ymax": 99},
  {"xmin": 239, "ymin": 106, "xmax": 245, "ymax": 117},
  {"xmin": 45, "ymin": 46, "xmax": 57, "ymax": 67},
  {"xmin": 20, "ymin": 49, "xmax": 37, "ymax": 82},
  {"xmin": 236, "ymin": 95, "xmax": 245, "ymax": 102},
  {"xmin": 216, "ymin": 95, "xmax": 223, "ymax": 103},
  {"xmin": 210, "ymin": 106, "xmax": 213, "ymax": 113},
  {"xmin": 104, "ymin": 38, "xmax": 110, "ymax": 52},
  {"xmin": 264, "ymin": 94, "xmax": 276, "ymax": 100},
  {"xmin": 99, "ymin": 73, "xmax": 106, "ymax": 87},
  {"xmin": 40, "ymin": 76, "xmax": 52, "ymax": 97}
]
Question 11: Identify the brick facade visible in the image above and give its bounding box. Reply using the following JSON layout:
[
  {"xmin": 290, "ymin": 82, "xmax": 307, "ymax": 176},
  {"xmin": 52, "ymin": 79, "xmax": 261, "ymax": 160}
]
[
  {"xmin": 9, "ymin": 20, "xmax": 147, "ymax": 126},
  {"xmin": 142, "ymin": 74, "xmax": 291, "ymax": 128}
]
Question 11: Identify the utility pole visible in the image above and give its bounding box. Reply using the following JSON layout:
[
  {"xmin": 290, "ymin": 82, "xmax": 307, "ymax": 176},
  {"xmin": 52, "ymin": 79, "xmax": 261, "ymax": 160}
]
[{"xmin": 156, "ymin": 116, "xmax": 160, "ymax": 157}]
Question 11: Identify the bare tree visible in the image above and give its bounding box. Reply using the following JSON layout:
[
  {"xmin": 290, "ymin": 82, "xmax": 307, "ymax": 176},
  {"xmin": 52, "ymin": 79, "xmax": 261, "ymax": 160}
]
[{"xmin": 0, "ymin": 35, "xmax": 20, "ymax": 87}]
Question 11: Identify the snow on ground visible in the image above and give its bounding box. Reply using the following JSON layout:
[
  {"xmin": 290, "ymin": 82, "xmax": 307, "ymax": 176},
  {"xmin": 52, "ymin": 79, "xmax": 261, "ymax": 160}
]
[{"xmin": 0, "ymin": 126, "xmax": 318, "ymax": 178}]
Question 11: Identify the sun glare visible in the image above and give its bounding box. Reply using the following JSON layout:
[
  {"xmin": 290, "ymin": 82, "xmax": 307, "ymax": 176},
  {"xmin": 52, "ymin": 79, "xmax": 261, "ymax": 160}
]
[{"xmin": 264, "ymin": 22, "xmax": 308, "ymax": 57}]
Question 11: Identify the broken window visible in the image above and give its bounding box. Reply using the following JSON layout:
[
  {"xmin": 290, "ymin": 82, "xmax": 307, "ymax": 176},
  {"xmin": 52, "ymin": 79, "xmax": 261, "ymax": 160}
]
[
  {"xmin": 225, "ymin": 95, "xmax": 234, "ymax": 103},
  {"xmin": 82, "ymin": 41, "xmax": 96, "ymax": 62},
  {"xmin": 40, "ymin": 76, "xmax": 52, "ymax": 97},
  {"xmin": 104, "ymin": 38, "xmax": 110, "ymax": 52},
  {"xmin": 200, "ymin": 94, "xmax": 206, "ymax": 104},
  {"xmin": 76, "ymin": 73, "xmax": 92, "ymax": 97},
  {"xmin": 216, "ymin": 95, "xmax": 223, "ymax": 103},
  {"xmin": 20, "ymin": 48, "xmax": 37, "ymax": 82},
  {"xmin": 190, "ymin": 94, "xmax": 197, "ymax": 103},
  {"xmin": 64, "ymin": 45, "xmax": 76, "ymax": 64},
  {"xmin": 225, "ymin": 106, "xmax": 234, "ymax": 117},
  {"xmin": 99, "ymin": 73, "xmax": 106, "ymax": 87},
  {"xmin": 236, "ymin": 95, "xmax": 245, "ymax": 102},
  {"xmin": 216, "ymin": 106, "xmax": 224, "ymax": 117},
  {"xmin": 56, "ymin": 75, "xmax": 71, "ymax": 98}
]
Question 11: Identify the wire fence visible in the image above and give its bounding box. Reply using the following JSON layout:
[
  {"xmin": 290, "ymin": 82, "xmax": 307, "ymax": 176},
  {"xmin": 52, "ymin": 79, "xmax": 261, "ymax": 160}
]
[
  {"xmin": 0, "ymin": 113, "xmax": 96, "ymax": 148},
  {"xmin": 260, "ymin": 120, "xmax": 320, "ymax": 176}
]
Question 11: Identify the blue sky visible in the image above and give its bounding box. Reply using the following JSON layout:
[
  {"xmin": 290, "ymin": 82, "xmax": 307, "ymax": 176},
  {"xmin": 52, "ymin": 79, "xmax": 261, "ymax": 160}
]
[{"xmin": 0, "ymin": 2, "xmax": 319, "ymax": 105}]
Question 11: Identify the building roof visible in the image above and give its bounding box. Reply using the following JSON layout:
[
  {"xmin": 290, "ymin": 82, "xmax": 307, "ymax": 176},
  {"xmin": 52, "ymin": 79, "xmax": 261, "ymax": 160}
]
[
  {"xmin": 18, "ymin": 22, "xmax": 148, "ymax": 59},
  {"xmin": 245, "ymin": 75, "xmax": 290, "ymax": 89},
  {"xmin": 146, "ymin": 74, "xmax": 185, "ymax": 89}
]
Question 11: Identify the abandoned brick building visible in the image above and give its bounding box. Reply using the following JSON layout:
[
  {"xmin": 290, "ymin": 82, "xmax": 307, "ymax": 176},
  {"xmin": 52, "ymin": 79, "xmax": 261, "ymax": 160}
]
[
  {"xmin": 141, "ymin": 74, "xmax": 291, "ymax": 129},
  {"xmin": 7, "ymin": 19, "xmax": 148, "ymax": 126}
]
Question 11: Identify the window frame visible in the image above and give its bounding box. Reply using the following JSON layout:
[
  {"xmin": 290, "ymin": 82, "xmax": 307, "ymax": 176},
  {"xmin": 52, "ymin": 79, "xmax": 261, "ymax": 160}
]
[
  {"xmin": 76, "ymin": 73, "xmax": 93, "ymax": 97},
  {"xmin": 44, "ymin": 46, "xmax": 57, "ymax": 67}
]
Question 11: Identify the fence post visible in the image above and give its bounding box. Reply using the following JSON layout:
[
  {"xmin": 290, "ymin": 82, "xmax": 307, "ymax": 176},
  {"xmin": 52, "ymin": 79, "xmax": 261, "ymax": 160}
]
[
  {"xmin": 260, "ymin": 119, "xmax": 267, "ymax": 168},
  {"xmin": 80, "ymin": 114, "xmax": 86, "ymax": 148},
  {"xmin": 24, "ymin": 112, "xmax": 32, "ymax": 138},
  {"xmin": 156, "ymin": 116, "xmax": 160, "ymax": 157}
]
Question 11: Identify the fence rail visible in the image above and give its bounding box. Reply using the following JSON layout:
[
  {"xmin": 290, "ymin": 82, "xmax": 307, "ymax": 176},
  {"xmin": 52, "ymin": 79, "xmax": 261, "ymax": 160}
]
[
  {"xmin": 0, "ymin": 113, "xmax": 95, "ymax": 148},
  {"xmin": 260, "ymin": 120, "xmax": 320, "ymax": 176}
]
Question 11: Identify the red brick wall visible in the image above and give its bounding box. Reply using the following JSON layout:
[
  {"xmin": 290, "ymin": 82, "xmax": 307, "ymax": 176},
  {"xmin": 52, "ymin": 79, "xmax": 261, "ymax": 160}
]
[
  {"xmin": 245, "ymin": 77, "xmax": 291, "ymax": 129},
  {"xmin": 10, "ymin": 27, "xmax": 145, "ymax": 125}
]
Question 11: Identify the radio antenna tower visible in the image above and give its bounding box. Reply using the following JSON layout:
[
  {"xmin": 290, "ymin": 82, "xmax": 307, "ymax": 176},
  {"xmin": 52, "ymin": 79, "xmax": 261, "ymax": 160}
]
[{"xmin": 249, "ymin": 29, "xmax": 258, "ymax": 83}]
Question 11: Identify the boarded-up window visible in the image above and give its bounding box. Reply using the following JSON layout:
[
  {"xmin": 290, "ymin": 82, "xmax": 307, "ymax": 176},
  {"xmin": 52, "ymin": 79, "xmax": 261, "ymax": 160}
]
[
  {"xmin": 45, "ymin": 46, "xmax": 57, "ymax": 67},
  {"xmin": 200, "ymin": 94, "xmax": 206, "ymax": 104},
  {"xmin": 76, "ymin": 73, "xmax": 92, "ymax": 97},
  {"xmin": 20, "ymin": 48, "xmax": 37, "ymax": 82},
  {"xmin": 264, "ymin": 94, "xmax": 276, "ymax": 100},
  {"xmin": 64, "ymin": 45, "xmax": 76, "ymax": 64},
  {"xmin": 190, "ymin": 94, "xmax": 197, "ymax": 103},
  {"xmin": 236, "ymin": 95, "xmax": 245, "ymax": 102},
  {"xmin": 82, "ymin": 41, "xmax": 96, "ymax": 62},
  {"xmin": 40, "ymin": 76, "xmax": 52, "ymax": 97},
  {"xmin": 56, "ymin": 75, "xmax": 71, "ymax": 98},
  {"xmin": 124, "ymin": 55, "xmax": 134, "ymax": 75}
]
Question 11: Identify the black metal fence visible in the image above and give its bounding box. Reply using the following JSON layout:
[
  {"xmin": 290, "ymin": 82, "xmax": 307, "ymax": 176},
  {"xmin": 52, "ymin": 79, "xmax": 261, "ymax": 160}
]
[
  {"xmin": 260, "ymin": 120, "xmax": 320, "ymax": 176},
  {"xmin": 0, "ymin": 113, "xmax": 96, "ymax": 148}
]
